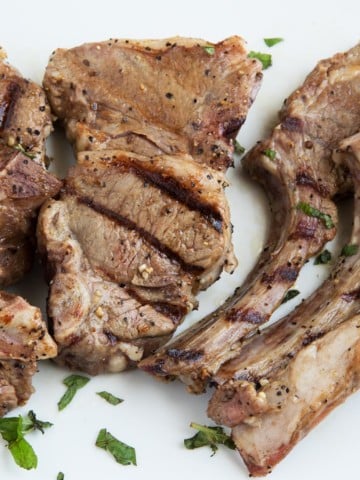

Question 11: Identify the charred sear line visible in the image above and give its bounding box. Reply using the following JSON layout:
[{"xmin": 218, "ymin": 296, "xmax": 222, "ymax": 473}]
[
  {"xmin": 281, "ymin": 116, "xmax": 303, "ymax": 133},
  {"xmin": 226, "ymin": 307, "xmax": 266, "ymax": 325},
  {"xmin": 131, "ymin": 164, "xmax": 223, "ymax": 232},
  {"xmin": 166, "ymin": 348, "xmax": 204, "ymax": 362},
  {"xmin": 295, "ymin": 171, "xmax": 329, "ymax": 197},
  {"xmin": 76, "ymin": 195, "xmax": 204, "ymax": 274},
  {"xmin": 302, "ymin": 331, "xmax": 325, "ymax": 347},
  {"xmin": 151, "ymin": 302, "xmax": 187, "ymax": 325},
  {"xmin": 261, "ymin": 265, "xmax": 298, "ymax": 285},
  {"xmin": 222, "ymin": 117, "xmax": 246, "ymax": 138},
  {"xmin": 0, "ymin": 81, "xmax": 21, "ymax": 130},
  {"xmin": 341, "ymin": 288, "xmax": 360, "ymax": 303},
  {"xmin": 125, "ymin": 287, "xmax": 187, "ymax": 325},
  {"xmin": 290, "ymin": 217, "xmax": 318, "ymax": 240}
]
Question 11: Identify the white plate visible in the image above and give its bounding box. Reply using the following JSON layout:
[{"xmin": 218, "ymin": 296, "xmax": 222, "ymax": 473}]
[{"xmin": 2, "ymin": 0, "xmax": 359, "ymax": 478}]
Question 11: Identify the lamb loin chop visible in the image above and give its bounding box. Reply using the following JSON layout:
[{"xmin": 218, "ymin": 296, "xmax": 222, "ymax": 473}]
[
  {"xmin": 0, "ymin": 291, "xmax": 57, "ymax": 416},
  {"xmin": 207, "ymin": 133, "xmax": 360, "ymax": 475},
  {"xmin": 0, "ymin": 51, "xmax": 60, "ymax": 415},
  {"xmin": 39, "ymin": 36, "xmax": 262, "ymax": 374},
  {"xmin": 140, "ymin": 43, "xmax": 360, "ymax": 392},
  {"xmin": 0, "ymin": 49, "xmax": 61, "ymax": 286}
]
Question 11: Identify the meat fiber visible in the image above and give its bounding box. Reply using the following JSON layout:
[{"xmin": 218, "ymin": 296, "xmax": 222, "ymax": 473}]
[
  {"xmin": 39, "ymin": 36, "xmax": 262, "ymax": 373},
  {"xmin": 140, "ymin": 43, "xmax": 360, "ymax": 393},
  {"xmin": 0, "ymin": 291, "xmax": 57, "ymax": 416},
  {"xmin": 0, "ymin": 49, "xmax": 61, "ymax": 286}
]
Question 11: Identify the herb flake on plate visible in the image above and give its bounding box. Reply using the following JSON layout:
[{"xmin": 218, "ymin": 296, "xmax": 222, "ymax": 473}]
[
  {"xmin": 234, "ymin": 140, "xmax": 246, "ymax": 155},
  {"xmin": 296, "ymin": 201, "xmax": 334, "ymax": 229},
  {"xmin": 97, "ymin": 391, "xmax": 124, "ymax": 405},
  {"xmin": 281, "ymin": 289, "xmax": 300, "ymax": 304},
  {"xmin": 0, "ymin": 411, "xmax": 52, "ymax": 470},
  {"xmin": 264, "ymin": 37, "xmax": 284, "ymax": 47},
  {"xmin": 96, "ymin": 428, "xmax": 136, "ymax": 466},
  {"xmin": 58, "ymin": 374, "xmax": 90, "ymax": 411},
  {"xmin": 262, "ymin": 148, "xmax": 277, "ymax": 160},
  {"xmin": 341, "ymin": 244, "xmax": 359, "ymax": 257},
  {"xmin": 184, "ymin": 422, "xmax": 235, "ymax": 456},
  {"xmin": 314, "ymin": 249, "xmax": 332, "ymax": 265},
  {"xmin": 203, "ymin": 45, "xmax": 215, "ymax": 55},
  {"xmin": 248, "ymin": 51, "xmax": 272, "ymax": 69}
]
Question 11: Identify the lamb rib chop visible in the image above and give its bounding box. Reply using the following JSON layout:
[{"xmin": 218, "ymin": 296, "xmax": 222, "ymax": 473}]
[
  {"xmin": 39, "ymin": 36, "xmax": 262, "ymax": 374},
  {"xmin": 140, "ymin": 43, "xmax": 360, "ymax": 393},
  {"xmin": 0, "ymin": 51, "xmax": 61, "ymax": 415},
  {"xmin": 0, "ymin": 49, "xmax": 61, "ymax": 286},
  {"xmin": 207, "ymin": 133, "xmax": 360, "ymax": 475},
  {"xmin": 0, "ymin": 291, "xmax": 57, "ymax": 417}
]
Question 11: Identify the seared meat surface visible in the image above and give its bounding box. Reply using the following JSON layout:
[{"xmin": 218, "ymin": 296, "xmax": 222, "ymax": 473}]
[
  {"xmin": 206, "ymin": 80, "xmax": 360, "ymax": 474},
  {"xmin": 44, "ymin": 36, "xmax": 262, "ymax": 171},
  {"xmin": 40, "ymin": 37, "xmax": 262, "ymax": 373},
  {"xmin": 0, "ymin": 50, "xmax": 61, "ymax": 286},
  {"xmin": 140, "ymin": 44, "xmax": 360, "ymax": 391},
  {"xmin": 0, "ymin": 291, "xmax": 57, "ymax": 416}
]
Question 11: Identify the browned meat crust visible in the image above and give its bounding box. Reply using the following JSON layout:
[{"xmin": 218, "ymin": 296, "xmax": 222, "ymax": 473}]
[
  {"xmin": 206, "ymin": 76, "xmax": 360, "ymax": 475},
  {"xmin": 39, "ymin": 36, "xmax": 262, "ymax": 373},
  {"xmin": 44, "ymin": 36, "xmax": 262, "ymax": 171},
  {"xmin": 140, "ymin": 45, "xmax": 360, "ymax": 391},
  {"xmin": 0, "ymin": 50, "xmax": 61, "ymax": 286},
  {"xmin": 0, "ymin": 291, "xmax": 57, "ymax": 416}
]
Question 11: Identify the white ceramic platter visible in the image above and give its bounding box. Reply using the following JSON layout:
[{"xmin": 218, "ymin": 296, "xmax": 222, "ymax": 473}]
[{"xmin": 1, "ymin": 0, "xmax": 359, "ymax": 478}]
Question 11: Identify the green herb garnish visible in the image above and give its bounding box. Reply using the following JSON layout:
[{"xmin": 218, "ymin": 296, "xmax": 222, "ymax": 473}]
[
  {"xmin": 184, "ymin": 422, "xmax": 235, "ymax": 456},
  {"xmin": 97, "ymin": 391, "xmax": 123, "ymax": 406},
  {"xmin": 57, "ymin": 473, "xmax": 65, "ymax": 480},
  {"xmin": 264, "ymin": 37, "xmax": 284, "ymax": 47},
  {"xmin": 58, "ymin": 374, "xmax": 90, "ymax": 411},
  {"xmin": 234, "ymin": 140, "xmax": 245, "ymax": 155},
  {"xmin": 341, "ymin": 244, "xmax": 359, "ymax": 257},
  {"xmin": 96, "ymin": 428, "xmax": 136, "ymax": 466},
  {"xmin": 281, "ymin": 289, "xmax": 300, "ymax": 304},
  {"xmin": 297, "ymin": 202, "xmax": 334, "ymax": 229},
  {"xmin": 0, "ymin": 411, "xmax": 52, "ymax": 470},
  {"xmin": 314, "ymin": 249, "xmax": 332, "ymax": 265},
  {"xmin": 248, "ymin": 51, "xmax": 272, "ymax": 69},
  {"xmin": 262, "ymin": 148, "xmax": 276, "ymax": 160},
  {"xmin": 13, "ymin": 143, "xmax": 37, "ymax": 159},
  {"xmin": 203, "ymin": 46, "xmax": 215, "ymax": 55}
]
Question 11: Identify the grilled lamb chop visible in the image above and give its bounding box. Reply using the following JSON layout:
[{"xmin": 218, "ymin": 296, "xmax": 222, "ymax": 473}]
[
  {"xmin": 39, "ymin": 37, "xmax": 262, "ymax": 373},
  {"xmin": 0, "ymin": 49, "xmax": 61, "ymax": 286},
  {"xmin": 0, "ymin": 291, "xmax": 57, "ymax": 416},
  {"xmin": 140, "ymin": 43, "xmax": 360, "ymax": 392},
  {"xmin": 230, "ymin": 314, "xmax": 360, "ymax": 476},
  {"xmin": 43, "ymin": 36, "xmax": 262, "ymax": 171},
  {"xmin": 206, "ymin": 133, "xmax": 360, "ymax": 475}
]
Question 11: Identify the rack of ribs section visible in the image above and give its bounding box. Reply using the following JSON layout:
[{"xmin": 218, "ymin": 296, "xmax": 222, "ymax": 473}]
[
  {"xmin": 140, "ymin": 43, "xmax": 360, "ymax": 393},
  {"xmin": 207, "ymin": 131, "xmax": 360, "ymax": 475}
]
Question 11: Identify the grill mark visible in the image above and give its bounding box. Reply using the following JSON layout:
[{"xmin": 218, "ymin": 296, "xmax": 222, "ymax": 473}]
[
  {"xmin": 222, "ymin": 117, "xmax": 246, "ymax": 138},
  {"xmin": 151, "ymin": 302, "xmax": 187, "ymax": 325},
  {"xmin": 281, "ymin": 116, "xmax": 303, "ymax": 133},
  {"xmin": 261, "ymin": 265, "xmax": 298, "ymax": 285},
  {"xmin": 126, "ymin": 287, "xmax": 187, "ymax": 325},
  {"xmin": 302, "ymin": 331, "xmax": 325, "ymax": 347},
  {"xmin": 226, "ymin": 307, "xmax": 267, "ymax": 325},
  {"xmin": 290, "ymin": 217, "xmax": 318, "ymax": 240},
  {"xmin": 342, "ymin": 288, "xmax": 360, "ymax": 303},
  {"xmin": 130, "ymin": 164, "xmax": 223, "ymax": 233},
  {"xmin": 296, "ymin": 171, "xmax": 329, "ymax": 197},
  {"xmin": 76, "ymin": 194, "xmax": 204, "ymax": 275},
  {"xmin": 166, "ymin": 348, "xmax": 204, "ymax": 362},
  {"xmin": 0, "ymin": 82, "xmax": 21, "ymax": 130}
]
